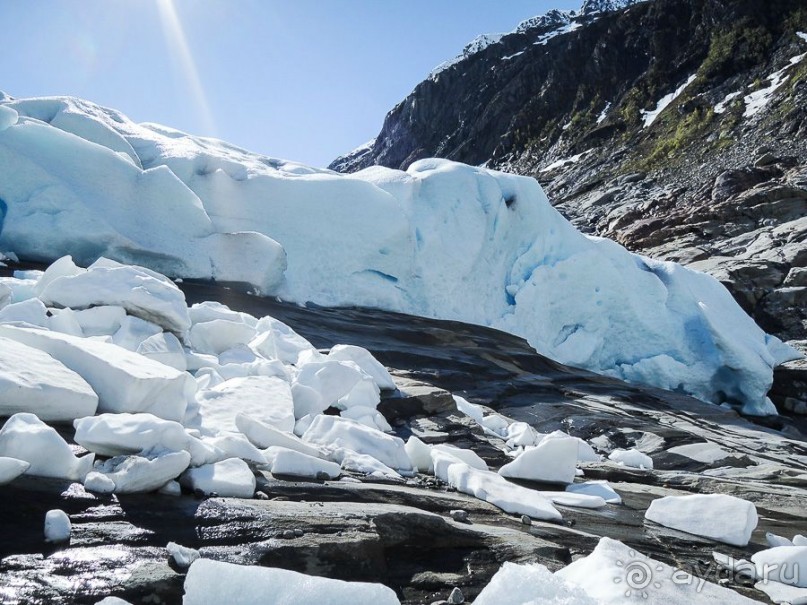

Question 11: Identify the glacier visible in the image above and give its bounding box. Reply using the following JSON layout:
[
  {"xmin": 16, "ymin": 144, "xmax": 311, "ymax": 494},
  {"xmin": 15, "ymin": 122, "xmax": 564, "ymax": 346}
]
[{"xmin": 0, "ymin": 93, "xmax": 799, "ymax": 415}]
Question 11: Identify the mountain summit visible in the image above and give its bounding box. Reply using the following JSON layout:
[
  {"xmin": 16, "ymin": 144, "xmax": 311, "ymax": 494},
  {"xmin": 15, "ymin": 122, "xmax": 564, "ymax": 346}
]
[{"xmin": 579, "ymin": 0, "xmax": 649, "ymax": 16}]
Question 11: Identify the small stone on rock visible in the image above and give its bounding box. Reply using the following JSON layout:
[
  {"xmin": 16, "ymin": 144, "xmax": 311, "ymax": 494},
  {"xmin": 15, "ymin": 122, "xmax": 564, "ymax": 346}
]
[
  {"xmin": 282, "ymin": 529, "xmax": 295, "ymax": 539},
  {"xmin": 293, "ymin": 528, "xmax": 304, "ymax": 537},
  {"xmin": 521, "ymin": 515, "xmax": 532, "ymax": 526},
  {"xmin": 449, "ymin": 509, "xmax": 469, "ymax": 523},
  {"xmin": 448, "ymin": 587, "xmax": 465, "ymax": 604}
]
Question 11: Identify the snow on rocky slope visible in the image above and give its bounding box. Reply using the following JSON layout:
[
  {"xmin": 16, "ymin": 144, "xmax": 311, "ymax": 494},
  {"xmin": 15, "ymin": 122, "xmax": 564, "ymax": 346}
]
[{"xmin": 0, "ymin": 94, "xmax": 799, "ymax": 415}]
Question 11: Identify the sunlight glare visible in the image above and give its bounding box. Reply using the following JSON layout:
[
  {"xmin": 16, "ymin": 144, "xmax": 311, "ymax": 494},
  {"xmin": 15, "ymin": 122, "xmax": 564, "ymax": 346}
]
[{"xmin": 155, "ymin": 0, "xmax": 216, "ymax": 136}]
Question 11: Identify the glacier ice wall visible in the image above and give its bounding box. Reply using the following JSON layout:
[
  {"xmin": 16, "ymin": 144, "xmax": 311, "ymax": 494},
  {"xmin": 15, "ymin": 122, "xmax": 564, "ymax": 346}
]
[{"xmin": 0, "ymin": 95, "xmax": 798, "ymax": 414}]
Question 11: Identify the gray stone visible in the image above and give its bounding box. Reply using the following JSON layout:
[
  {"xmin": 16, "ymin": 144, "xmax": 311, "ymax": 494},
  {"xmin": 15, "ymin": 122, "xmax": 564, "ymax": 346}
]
[{"xmin": 755, "ymin": 152, "xmax": 780, "ymax": 167}]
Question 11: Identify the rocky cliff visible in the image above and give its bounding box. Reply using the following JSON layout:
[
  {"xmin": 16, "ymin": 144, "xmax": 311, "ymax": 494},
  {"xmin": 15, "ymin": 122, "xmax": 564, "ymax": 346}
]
[{"xmin": 330, "ymin": 0, "xmax": 807, "ymax": 406}]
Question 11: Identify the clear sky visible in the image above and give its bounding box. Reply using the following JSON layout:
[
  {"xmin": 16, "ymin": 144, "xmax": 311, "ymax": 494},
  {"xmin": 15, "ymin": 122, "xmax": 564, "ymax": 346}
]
[{"xmin": 1, "ymin": 0, "xmax": 580, "ymax": 167}]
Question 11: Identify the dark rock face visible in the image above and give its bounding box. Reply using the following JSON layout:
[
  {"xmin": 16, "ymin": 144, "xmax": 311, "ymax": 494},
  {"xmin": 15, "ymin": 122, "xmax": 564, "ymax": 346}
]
[
  {"xmin": 2, "ymin": 280, "xmax": 807, "ymax": 604},
  {"xmin": 329, "ymin": 0, "xmax": 807, "ymax": 414}
]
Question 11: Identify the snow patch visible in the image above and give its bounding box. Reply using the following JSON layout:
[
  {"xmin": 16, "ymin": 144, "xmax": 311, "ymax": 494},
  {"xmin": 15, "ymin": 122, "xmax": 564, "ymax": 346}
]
[
  {"xmin": 641, "ymin": 74, "xmax": 696, "ymax": 127},
  {"xmin": 714, "ymin": 91, "xmax": 741, "ymax": 114},
  {"xmin": 429, "ymin": 34, "xmax": 504, "ymax": 78},
  {"xmin": 0, "ymin": 413, "xmax": 93, "ymax": 480},
  {"xmin": 183, "ymin": 558, "xmax": 401, "ymax": 605},
  {"xmin": 499, "ymin": 435, "xmax": 578, "ymax": 484},
  {"xmin": 557, "ymin": 537, "xmax": 761, "ymax": 603},
  {"xmin": 73, "ymin": 413, "xmax": 189, "ymax": 457},
  {"xmin": 0, "ymin": 324, "xmax": 194, "ymax": 422},
  {"xmin": 608, "ymin": 448, "xmax": 653, "ymax": 469},
  {"xmin": 744, "ymin": 52, "xmax": 806, "ymax": 118},
  {"xmin": 474, "ymin": 561, "xmax": 599, "ymax": 605},
  {"xmin": 302, "ymin": 415, "xmax": 413, "ymax": 473},
  {"xmin": 540, "ymin": 150, "xmax": 591, "ymax": 172},
  {"xmin": 645, "ymin": 493, "xmax": 758, "ymax": 546},
  {"xmin": 752, "ymin": 546, "xmax": 807, "ymax": 588},
  {"xmin": 502, "ymin": 51, "xmax": 525, "ymax": 61},
  {"xmin": 0, "ymin": 456, "xmax": 29, "ymax": 485},
  {"xmin": 38, "ymin": 258, "xmax": 192, "ymax": 334},
  {"xmin": 264, "ymin": 446, "xmax": 341, "ymax": 480},
  {"xmin": 596, "ymin": 101, "xmax": 612, "ymax": 124},
  {"xmin": 195, "ymin": 375, "xmax": 295, "ymax": 435},
  {"xmin": 179, "ymin": 457, "xmax": 255, "ymax": 498},
  {"xmin": 95, "ymin": 450, "xmax": 191, "ymax": 494},
  {"xmin": 432, "ymin": 448, "xmax": 562, "ymax": 521},
  {"xmin": 0, "ymin": 336, "xmax": 98, "ymax": 421}
]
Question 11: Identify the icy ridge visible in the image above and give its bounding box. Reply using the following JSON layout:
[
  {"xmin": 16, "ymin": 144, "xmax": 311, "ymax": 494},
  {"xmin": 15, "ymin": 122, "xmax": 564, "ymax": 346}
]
[
  {"xmin": 0, "ymin": 94, "xmax": 798, "ymax": 415},
  {"xmin": 429, "ymin": 33, "xmax": 505, "ymax": 79}
]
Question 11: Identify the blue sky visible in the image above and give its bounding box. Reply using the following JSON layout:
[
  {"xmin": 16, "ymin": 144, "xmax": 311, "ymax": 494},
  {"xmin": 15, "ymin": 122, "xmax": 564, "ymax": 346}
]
[{"xmin": 1, "ymin": 0, "xmax": 579, "ymax": 167}]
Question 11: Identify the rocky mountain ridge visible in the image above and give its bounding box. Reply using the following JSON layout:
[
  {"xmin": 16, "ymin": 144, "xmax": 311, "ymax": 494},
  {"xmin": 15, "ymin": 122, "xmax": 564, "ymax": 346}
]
[{"xmin": 329, "ymin": 0, "xmax": 807, "ymax": 413}]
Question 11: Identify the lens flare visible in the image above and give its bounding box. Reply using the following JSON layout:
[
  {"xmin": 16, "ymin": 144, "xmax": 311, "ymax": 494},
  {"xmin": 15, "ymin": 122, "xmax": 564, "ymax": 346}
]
[{"xmin": 155, "ymin": 0, "xmax": 216, "ymax": 136}]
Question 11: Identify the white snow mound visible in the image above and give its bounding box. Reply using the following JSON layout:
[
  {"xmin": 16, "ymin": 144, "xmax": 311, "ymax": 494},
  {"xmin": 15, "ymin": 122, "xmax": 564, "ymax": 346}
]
[
  {"xmin": 0, "ymin": 456, "xmax": 30, "ymax": 484},
  {"xmin": 302, "ymin": 415, "xmax": 413, "ymax": 472},
  {"xmin": 195, "ymin": 375, "xmax": 295, "ymax": 434},
  {"xmin": 183, "ymin": 558, "xmax": 401, "ymax": 605},
  {"xmin": 0, "ymin": 336, "xmax": 98, "ymax": 420},
  {"xmin": 0, "ymin": 324, "xmax": 194, "ymax": 422},
  {"xmin": 557, "ymin": 537, "xmax": 762, "ymax": 603},
  {"xmin": 752, "ymin": 546, "xmax": 807, "ymax": 588},
  {"xmin": 474, "ymin": 561, "xmax": 601, "ymax": 605},
  {"xmin": 38, "ymin": 257, "xmax": 192, "ymax": 334},
  {"xmin": 94, "ymin": 451, "xmax": 191, "ymax": 494},
  {"xmin": 0, "ymin": 413, "xmax": 93, "ymax": 480},
  {"xmin": 499, "ymin": 435, "xmax": 578, "ymax": 484},
  {"xmin": 432, "ymin": 449, "xmax": 561, "ymax": 522},
  {"xmin": 264, "ymin": 446, "xmax": 341, "ymax": 480},
  {"xmin": 73, "ymin": 413, "xmax": 189, "ymax": 457},
  {"xmin": 645, "ymin": 493, "xmax": 758, "ymax": 547},
  {"xmin": 179, "ymin": 457, "xmax": 256, "ymax": 498}
]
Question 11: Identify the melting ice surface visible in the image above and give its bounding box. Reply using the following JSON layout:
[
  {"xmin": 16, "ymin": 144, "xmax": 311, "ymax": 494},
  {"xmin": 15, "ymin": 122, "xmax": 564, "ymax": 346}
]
[{"xmin": 0, "ymin": 95, "xmax": 799, "ymax": 415}]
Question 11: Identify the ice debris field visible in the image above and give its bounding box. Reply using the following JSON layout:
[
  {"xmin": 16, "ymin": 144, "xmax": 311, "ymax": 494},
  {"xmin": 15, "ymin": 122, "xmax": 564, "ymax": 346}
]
[
  {"xmin": 0, "ymin": 95, "xmax": 801, "ymax": 417},
  {"xmin": 0, "ymin": 256, "xmax": 803, "ymax": 604}
]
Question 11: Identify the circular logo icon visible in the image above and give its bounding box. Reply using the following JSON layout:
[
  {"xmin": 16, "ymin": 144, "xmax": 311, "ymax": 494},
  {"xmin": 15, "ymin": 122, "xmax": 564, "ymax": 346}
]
[{"xmin": 614, "ymin": 550, "xmax": 664, "ymax": 598}]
